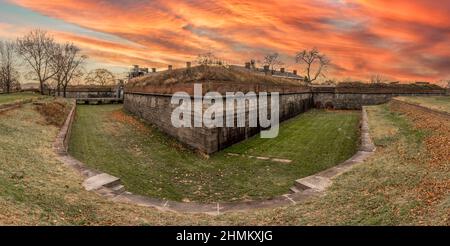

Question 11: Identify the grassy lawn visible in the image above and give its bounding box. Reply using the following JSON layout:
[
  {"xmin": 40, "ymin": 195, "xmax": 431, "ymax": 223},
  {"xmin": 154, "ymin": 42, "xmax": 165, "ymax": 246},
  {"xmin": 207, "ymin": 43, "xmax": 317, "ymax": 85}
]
[
  {"xmin": 0, "ymin": 92, "xmax": 41, "ymax": 105},
  {"xmin": 396, "ymin": 96, "xmax": 450, "ymax": 113},
  {"xmin": 69, "ymin": 105, "xmax": 360, "ymax": 202}
]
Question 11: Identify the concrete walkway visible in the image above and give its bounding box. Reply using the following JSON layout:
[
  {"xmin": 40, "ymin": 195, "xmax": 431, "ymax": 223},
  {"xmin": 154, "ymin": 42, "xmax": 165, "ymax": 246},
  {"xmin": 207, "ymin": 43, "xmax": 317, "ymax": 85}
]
[{"xmin": 54, "ymin": 103, "xmax": 376, "ymax": 214}]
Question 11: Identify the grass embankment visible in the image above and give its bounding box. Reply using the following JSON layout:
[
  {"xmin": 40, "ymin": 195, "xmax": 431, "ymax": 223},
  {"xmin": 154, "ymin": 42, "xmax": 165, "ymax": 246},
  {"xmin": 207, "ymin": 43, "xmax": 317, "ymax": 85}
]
[
  {"xmin": 69, "ymin": 105, "xmax": 360, "ymax": 202},
  {"xmin": 0, "ymin": 92, "xmax": 41, "ymax": 105},
  {"xmin": 395, "ymin": 96, "xmax": 450, "ymax": 114},
  {"xmin": 0, "ymin": 102, "xmax": 201, "ymax": 225},
  {"xmin": 128, "ymin": 65, "xmax": 303, "ymax": 87}
]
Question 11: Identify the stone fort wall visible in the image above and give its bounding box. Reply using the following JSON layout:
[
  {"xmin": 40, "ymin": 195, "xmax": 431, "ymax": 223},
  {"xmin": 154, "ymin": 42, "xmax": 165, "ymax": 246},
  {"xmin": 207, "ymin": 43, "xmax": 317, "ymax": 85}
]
[
  {"xmin": 312, "ymin": 86, "xmax": 445, "ymax": 109},
  {"xmin": 124, "ymin": 83, "xmax": 446, "ymax": 154},
  {"xmin": 124, "ymin": 91, "xmax": 313, "ymax": 154}
]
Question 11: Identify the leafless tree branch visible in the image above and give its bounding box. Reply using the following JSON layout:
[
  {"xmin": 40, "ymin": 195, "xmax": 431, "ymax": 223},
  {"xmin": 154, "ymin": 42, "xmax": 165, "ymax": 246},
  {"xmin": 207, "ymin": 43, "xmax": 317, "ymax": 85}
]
[
  {"xmin": 0, "ymin": 41, "xmax": 20, "ymax": 93},
  {"xmin": 85, "ymin": 68, "xmax": 115, "ymax": 86},
  {"xmin": 16, "ymin": 29, "xmax": 61, "ymax": 94},
  {"xmin": 295, "ymin": 48, "xmax": 330, "ymax": 83},
  {"xmin": 263, "ymin": 52, "xmax": 284, "ymax": 73}
]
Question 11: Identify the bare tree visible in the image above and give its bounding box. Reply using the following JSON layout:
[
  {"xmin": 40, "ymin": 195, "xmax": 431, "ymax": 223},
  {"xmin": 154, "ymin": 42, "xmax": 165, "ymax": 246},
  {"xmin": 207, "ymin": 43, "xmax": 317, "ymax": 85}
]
[
  {"xmin": 197, "ymin": 52, "xmax": 216, "ymax": 66},
  {"xmin": 54, "ymin": 43, "xmax": 87, "ymax": 97},
  {"xmin": 16, "ymin": 29, "xmax": 61, "ymax": 95},
  {"xmin": 435, "ymin": 79, "xmax": 450, "ymax": 89},
  {"xmin": 263, "ymin": 52, "xmax": 284, "ymax": 73},
  {"xmin": 370, "ymin": 74, "xmax": 389, "ymax": 84},
  {"xmin": 295, "ymin": 48, "xmax": 330, "ymax": 83},
  {"xmin": 0, "ymin": 41, "xmax": 20, "ymax": 93},
  {"xmin": 85, "ymin": 68, "xmax": 115, "ymax": 86}
]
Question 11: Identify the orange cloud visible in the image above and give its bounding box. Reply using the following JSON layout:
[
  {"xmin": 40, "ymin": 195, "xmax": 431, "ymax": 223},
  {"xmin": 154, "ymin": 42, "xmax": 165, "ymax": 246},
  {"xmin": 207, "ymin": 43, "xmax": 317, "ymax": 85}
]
[{"xmin": 7, "ymin": 0, "xmax": 450, "ymax": 82}]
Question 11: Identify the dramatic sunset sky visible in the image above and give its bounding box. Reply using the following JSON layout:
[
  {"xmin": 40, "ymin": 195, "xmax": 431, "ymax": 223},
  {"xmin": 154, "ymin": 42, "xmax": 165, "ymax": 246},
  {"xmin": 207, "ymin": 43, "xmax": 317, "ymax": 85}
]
[{"xmin": 0, "ymin": 0, "xmax": 449, "ymax": 82}]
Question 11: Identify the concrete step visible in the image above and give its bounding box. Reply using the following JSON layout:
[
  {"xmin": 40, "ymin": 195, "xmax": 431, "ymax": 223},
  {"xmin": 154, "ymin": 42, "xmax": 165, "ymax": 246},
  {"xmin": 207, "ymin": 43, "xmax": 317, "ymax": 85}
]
[
  {"xmin": 294, "ymin": 176, "xmax": 332, "ymax": 191},
  {"xmin": 83, "ymin": 173, "xmax": 121, "ymax": 191},
  {"xmin": 111, "ymin": 184, "xmax": 125, "ymax": 193},
  {"xmin": 103, "ymin": 178, "xmax": 122, "ymax": 189},
  {"xmin": 289, "ymin": 187, "xmax": 301, "ymax": 194},
  {"xmin": 294, "ymin": 180, "xmax": 311, "ymax": 191},
  {"xmin": 272, "ymin": 158, "xmax": 292, "ymax": 163}
]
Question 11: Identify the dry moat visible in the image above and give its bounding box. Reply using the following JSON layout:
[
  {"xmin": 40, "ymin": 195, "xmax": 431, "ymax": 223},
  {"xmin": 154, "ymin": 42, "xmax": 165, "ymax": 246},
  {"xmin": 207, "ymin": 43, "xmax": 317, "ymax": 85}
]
[{"xmin": 68, "ymin": 104, "xmax": 360, "ymax": 202}]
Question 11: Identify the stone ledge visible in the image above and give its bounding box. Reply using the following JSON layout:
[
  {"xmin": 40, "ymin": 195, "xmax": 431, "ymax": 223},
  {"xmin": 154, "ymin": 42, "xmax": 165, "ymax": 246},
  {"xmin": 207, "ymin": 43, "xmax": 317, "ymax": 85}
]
[
  {"xmin": 54, "ymin": 104, "xmax": 376, "ymax": 214},
  {"xmin": 83, "ymin": 173, "xmax": 121, "ymax": 191},
  {"xmin": 295, "ymin": 176, "xmax": 332, "ymax": 191},
  {"xmin": 227, "ymin": 153, "xmax": 293, "ymax": 163}
]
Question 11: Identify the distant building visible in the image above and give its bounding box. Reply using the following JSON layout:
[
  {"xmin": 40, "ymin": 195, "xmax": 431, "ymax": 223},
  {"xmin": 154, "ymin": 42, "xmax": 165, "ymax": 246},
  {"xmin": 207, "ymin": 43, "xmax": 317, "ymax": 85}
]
[
  {"xmin": 20, "ymin": 82, "xmax": 40, "ymax": 91},
  {"xmin": 129, "ymin": 65, "xmax": 149, "ymax": 79},
  {"xmin": 64, "ymin": 84, "xmax": 123, "ymax": 99},
  {"xmin": 230, "ymin": 62, "xmax": 305, "ymax": 81}
]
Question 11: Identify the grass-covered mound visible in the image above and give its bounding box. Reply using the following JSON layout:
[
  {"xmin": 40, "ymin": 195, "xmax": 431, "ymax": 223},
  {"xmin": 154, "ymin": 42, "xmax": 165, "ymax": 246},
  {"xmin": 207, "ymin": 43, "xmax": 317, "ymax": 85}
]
[
  {"xmin": 0, "ymin": 92, "xmax": 41, "ymax": 106},
  {"xmin": 395, "ymin": 96, "xmax": 450, "ymax": 114},
  {"xmin": 335, "ymin": 82, "xmax": 446, "ymax": 94},
  {"xmin": 337, "ymin": 82, "xmax": 444, "ymax": 90},
  {"xmin": 129, "ymin": 65, "xmax": 303, "ymax": 86},
  {"xmin": 35, "ymin": 99, "xmax": 72, "ymax": 126},
  {"xmin": 69, "ymin": 105, "xmax": 360, "ymax": 202},
  {"xmin": 126, "ymin": 65, "xmax": 309, "ymax": 95}
]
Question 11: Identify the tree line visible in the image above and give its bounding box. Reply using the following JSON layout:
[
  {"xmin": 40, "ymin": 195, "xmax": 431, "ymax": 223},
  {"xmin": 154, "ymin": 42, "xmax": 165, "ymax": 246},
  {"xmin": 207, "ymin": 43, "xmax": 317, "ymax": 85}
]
[{"xmin": 0, "ymin": 29, "xmax": 116, "ymax": 96}]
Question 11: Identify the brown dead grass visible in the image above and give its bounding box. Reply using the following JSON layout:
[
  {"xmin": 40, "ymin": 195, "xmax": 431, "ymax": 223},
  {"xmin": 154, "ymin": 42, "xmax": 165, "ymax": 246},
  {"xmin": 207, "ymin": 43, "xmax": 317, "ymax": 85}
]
[
  {"xmin": 396, "ymin": 96, "xmax": 450, "ymax": 114},
  {"xmin": 110, "ymin": 110, "xmax": 149, "ymax": 133},
  {"xmin": 390, "ymin": 101, "xmax": 450, "ymax": 222},
  {"xmin": 390, "ymin": 102, "xmax": 450, "ymax": 168},
  {"xmin": 128, "ymin": 65, "xmax": 305, "ymax": 87},
  {"xmin": 366, "ymin": 106, "xmax": 399, "ymax": 144},
  {"xmin": 35, "ymin": 99, "xmax": 71, "ymax": 127}
]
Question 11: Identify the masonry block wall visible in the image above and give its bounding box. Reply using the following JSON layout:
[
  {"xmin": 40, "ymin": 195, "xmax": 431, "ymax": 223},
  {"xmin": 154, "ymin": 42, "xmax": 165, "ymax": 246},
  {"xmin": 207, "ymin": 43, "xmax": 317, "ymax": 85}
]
[
  {"xmin": 124, "ymin": 93, "xmax": 217, "ymax": 153},
  {"xmin": 124, "ymin": 81, "xmax": 446, "ymax": 154},
  {"xmin": 313, "ymin": 87, "xmax": 446, "ymax": 110},
  {"xmin": 64, "ymin": 85, "xmax": 123, "ymax": 99},
  {"xmin": 124, "ymin": 92, "xmax": 313, "ymax": 154}
]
